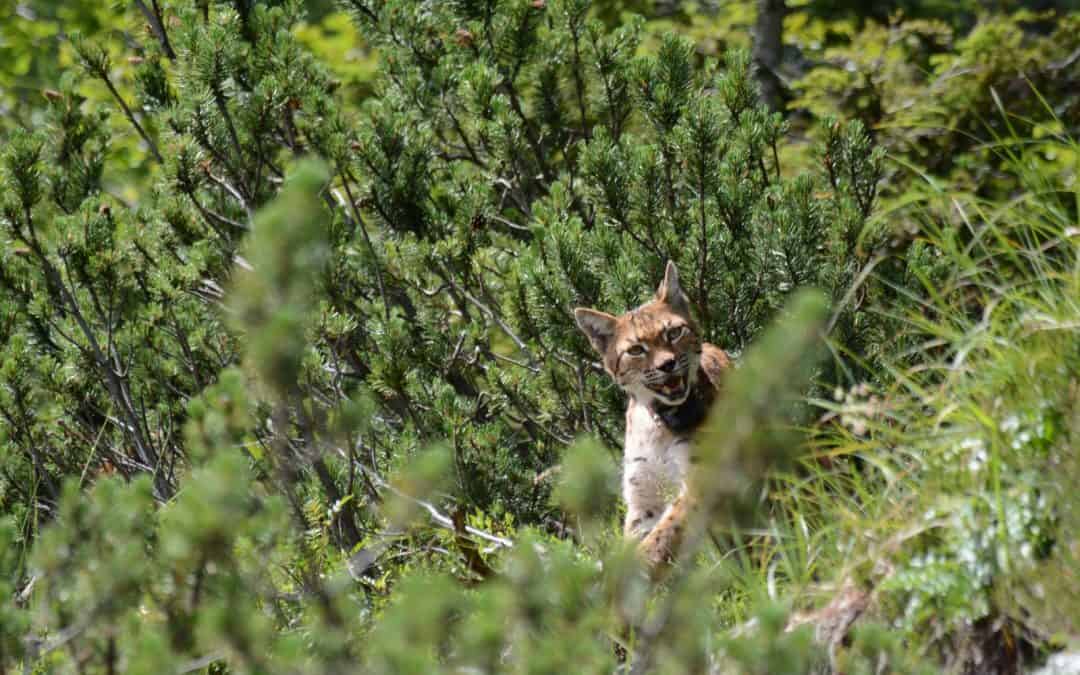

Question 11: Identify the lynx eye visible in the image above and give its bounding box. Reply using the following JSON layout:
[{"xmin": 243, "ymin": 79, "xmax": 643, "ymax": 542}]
[
  {"xmin": 626, "ymin": 344, "xmax": 647, "ymax": 357},
  {"xmin": 665, "ymin": 325, "xmax": 687, "ymax": 342}
]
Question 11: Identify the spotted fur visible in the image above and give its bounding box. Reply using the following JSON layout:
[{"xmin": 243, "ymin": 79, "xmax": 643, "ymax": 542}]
[{"xmin": 575, "ymin": 261, "xmax": 730, "ymax": 578}]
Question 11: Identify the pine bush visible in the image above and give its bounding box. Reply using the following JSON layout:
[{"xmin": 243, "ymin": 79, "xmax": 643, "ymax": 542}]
[{"xmin": 8, "ymin": 1, "xmax": 1027, "ymax": 673}]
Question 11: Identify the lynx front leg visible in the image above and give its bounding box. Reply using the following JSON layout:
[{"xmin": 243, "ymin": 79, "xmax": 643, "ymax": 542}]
[{"xmin": 638, "ymin": 489, "xmax": 694, "ymax": 578}]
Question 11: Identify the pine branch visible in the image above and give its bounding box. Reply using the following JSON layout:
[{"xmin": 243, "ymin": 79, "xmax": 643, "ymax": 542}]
[
  {"xmin": 102, "ymin": 74, "xmax": 164, "ymax": 163},
  {"xmin": 133, "ymin": 0, "xmax": 176, "ymax": 59}
]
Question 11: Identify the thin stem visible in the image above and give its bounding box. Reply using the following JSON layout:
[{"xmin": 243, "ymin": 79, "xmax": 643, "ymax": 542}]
[
  {"xmin": 99, "ymin": 74, "xmax": 164, "ymax": 163},
  {"xmin": 340, "ymin": 169, "xmax": 391, "ymax": 320},
  {"xmin": 134, "ymin": 0, "xmax": 177, "ymax": 59}
]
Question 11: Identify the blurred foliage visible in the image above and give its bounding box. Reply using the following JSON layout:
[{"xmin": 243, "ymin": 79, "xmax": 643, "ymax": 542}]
[
  {"xmin": 791, "ymin": 10, "xmax": 1080, "ymax": 200},
  {"xmin": 0, "ymin": 0, "xmax": 1079, "ymax": 674}
]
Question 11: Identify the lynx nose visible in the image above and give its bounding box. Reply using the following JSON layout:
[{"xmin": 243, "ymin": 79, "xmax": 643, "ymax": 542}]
[{"xmin": 658, "ymin": 356, "xmax": 678, "ymax": 373}]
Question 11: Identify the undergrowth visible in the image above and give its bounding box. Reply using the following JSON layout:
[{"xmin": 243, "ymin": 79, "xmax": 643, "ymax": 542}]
[
  {"xmin": 1, "ymin": 2, "xmax": 1078, "ymax": 673},
  {"xmin": 743, "ymin": 121, "xmax": 1080, "ymax": 671}
]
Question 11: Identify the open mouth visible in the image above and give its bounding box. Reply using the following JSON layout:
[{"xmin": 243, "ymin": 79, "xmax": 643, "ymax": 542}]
[{"xmin": 649, "ymin": 374, "xmax": 688, "ymax": 401}]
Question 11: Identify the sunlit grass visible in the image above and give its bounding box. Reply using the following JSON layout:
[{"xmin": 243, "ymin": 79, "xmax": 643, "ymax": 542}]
[{"xmin": 722, "ymin": 121, "xmax": 1080, "ymax": 666}]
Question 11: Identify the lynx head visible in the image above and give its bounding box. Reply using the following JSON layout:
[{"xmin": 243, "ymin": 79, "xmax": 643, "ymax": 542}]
[{"xmin": 574, "ymin": 261, "xmax": 703, "ymax": 406}]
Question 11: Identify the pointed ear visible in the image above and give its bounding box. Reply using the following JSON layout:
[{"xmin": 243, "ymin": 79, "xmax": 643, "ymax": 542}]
[
  {"xmin": 655, "ymin": 260, "xmax": 688, "ymax": 312},
  {"xmin": 574, "ymin": 308, "xmax": 618, "ymax": 354}
]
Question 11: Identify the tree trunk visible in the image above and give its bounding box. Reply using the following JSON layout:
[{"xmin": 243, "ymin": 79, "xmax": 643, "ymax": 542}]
[{"xmin": 753, "ymin": 0, "xmax": 786, "ymax": 112}]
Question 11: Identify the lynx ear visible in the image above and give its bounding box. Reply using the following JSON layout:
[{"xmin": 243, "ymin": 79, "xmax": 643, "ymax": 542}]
[
  {"xmin": 655, "ymin": 260, "xmax": 688, "ymax": 313},
  {"xmin": 574, "ymin": 308, "xmax": 618, "ymax": 354}
]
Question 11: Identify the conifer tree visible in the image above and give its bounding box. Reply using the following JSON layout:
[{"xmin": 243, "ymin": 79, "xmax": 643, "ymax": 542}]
[
  {"xmin": 0, "ymin": 1, "xmax": 895, "ymax": 672},
  {"xmin": 332, "ymin": 0, "xmax": 885, "ymax": 517}
]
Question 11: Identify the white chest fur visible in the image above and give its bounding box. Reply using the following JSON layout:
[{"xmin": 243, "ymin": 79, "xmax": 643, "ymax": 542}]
[{"xmin": 621, "ymin": 400, "xmax": 691, "ymax": 537}]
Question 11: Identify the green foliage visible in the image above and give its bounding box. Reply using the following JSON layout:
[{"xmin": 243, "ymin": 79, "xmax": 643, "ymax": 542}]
[
  {"xmin": 792, "ymin": 10, "xmax": 1080, "ymax": 198},
  {"xmin": 230, "ymin": 160, "xmax": 332, "ymax": 393},
  {"xmin": 2, "ymin": 1, "xmax": 1080, "ymax": 674},
  {"xmin": 785, "ymin": 129, "xmax": 1080, "ymax": 671},
  {"xmin": 554, "ymin": 436, "xmax": 618, "ymax": 540},
  {"xmin": 331, "ymin": 1, "xmax": 885, "ymax": 525},
  {"xmin": 0, "ymin": 517, "xmax": 30, "ymax": 665}
]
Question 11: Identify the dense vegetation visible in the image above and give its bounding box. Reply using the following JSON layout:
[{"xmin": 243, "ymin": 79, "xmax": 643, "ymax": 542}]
[{"xmin": 1, "ymin": 1, "xmax": 1077, "ymax": 673}]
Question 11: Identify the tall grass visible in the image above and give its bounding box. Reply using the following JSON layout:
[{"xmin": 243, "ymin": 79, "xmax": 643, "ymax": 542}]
[{"xmin": 703, "ymin": 122, "xmax": 1079, "ymax": 671}]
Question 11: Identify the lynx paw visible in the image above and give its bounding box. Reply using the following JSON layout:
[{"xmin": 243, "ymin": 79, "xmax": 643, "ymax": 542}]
[{"xmin": 637, "ymin": 497, "xmax": 689, "ymax": 578}]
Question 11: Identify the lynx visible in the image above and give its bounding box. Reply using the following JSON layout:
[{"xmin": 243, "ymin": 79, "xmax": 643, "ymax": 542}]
[{"xmin": 575, "ymin": 261, "xmax": 729, "ymax": 576}]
